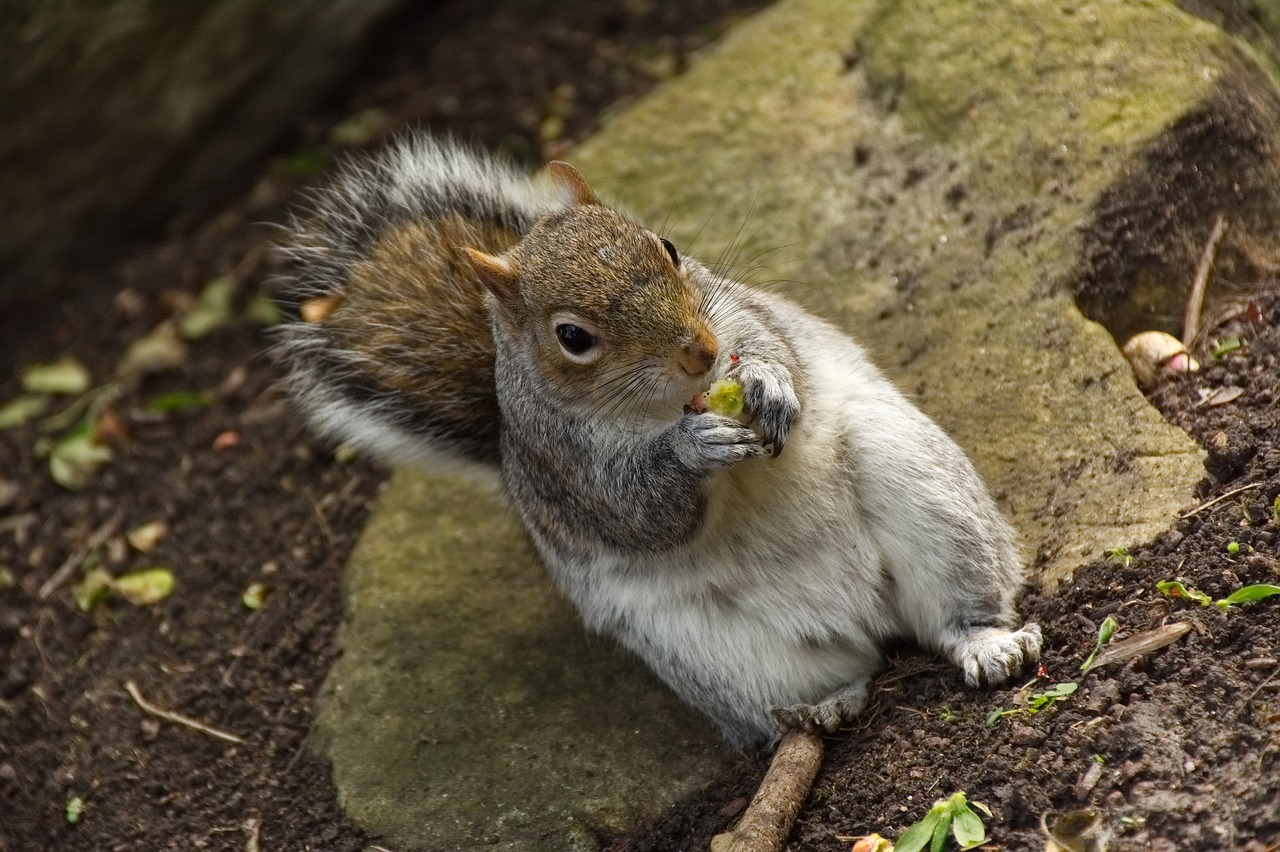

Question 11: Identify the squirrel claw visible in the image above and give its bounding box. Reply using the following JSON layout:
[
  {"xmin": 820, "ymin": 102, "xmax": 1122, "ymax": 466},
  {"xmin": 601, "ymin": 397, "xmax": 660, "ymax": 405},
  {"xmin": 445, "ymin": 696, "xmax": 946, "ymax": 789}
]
[
  {"xmin": 731, "ymin": 363, "xmax": 798, "ymax": 455},
  {"xmin": 676, "ymin": 413, "xmax": 765, "ymax": 470}
]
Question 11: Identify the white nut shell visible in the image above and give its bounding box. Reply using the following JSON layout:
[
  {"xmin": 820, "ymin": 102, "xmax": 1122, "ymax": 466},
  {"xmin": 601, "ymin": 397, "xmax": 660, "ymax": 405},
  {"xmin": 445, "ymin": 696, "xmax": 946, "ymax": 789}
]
[{"xmin": 1122, "ymin": 330, "xmax": 1200, "ymax": 388}]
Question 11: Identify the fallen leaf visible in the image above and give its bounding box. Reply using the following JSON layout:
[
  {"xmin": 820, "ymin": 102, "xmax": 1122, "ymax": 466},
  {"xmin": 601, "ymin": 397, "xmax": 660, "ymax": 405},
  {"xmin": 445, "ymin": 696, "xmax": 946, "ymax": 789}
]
[
  {"xmin": 0, "ymin": 394, "xmax": 50, "ymax": 429},
  {"xmin": 126, "ymin": 520, "xmax": 169, "ymax": 553},
  {"xmin": 1211, "ymin": 335, "xmax": 1243, "ymax": 357},
  {"xmin": 49, "ymin": 421, "xmax": 114, "ymax": 490},
  {"xmin": 1043, "ymin": 809, "xmax": 1103, "ymax": 852},
  {"xmin": 1082, "ymin": 622, "xmax": 1191, "ymax": 673},
  {"xmin": 328, "ymin": 107, "xmax": 390, "ymax": 148},
  {"xmin": 242, "ymin": 582, "xmax": 268, "ymax": 610},
  {"xmin": 72, "ymin": 567, "xmax": 114, "ymax": 612},
  {"xmin": 1200, "ymin": 386, "xmax": 1245, "ymax": 408},
  {"xmin": 112, "ymin": 568, "xmax": 175, "ymax": 606},
  {"xmin": 118, "ymin": 321, "xmax": 187, "ymax": 377},
  {"xmin": 146, "ymin": 391, "xmax": 213, "ymax": 414},
  {"xmin": 179, "ymin": 276, "xmax": 237, "ymax": 340},
  {"xmin": 242, "ymin": 289, "xmax": 282, "ymax": 327},
  {"xmin": 22, "ymin": 357, "xmax": 91, "ymax": 395}
]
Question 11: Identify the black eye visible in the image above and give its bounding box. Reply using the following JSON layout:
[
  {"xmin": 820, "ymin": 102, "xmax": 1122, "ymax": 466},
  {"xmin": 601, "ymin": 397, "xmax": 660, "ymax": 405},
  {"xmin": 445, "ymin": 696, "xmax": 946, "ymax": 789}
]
[
  {"xmin": 556, "ymin": 323, "xmax": 596, "ymax": 355},
  {"xmin": 660, "ymin": 237, "xmax": 680, "ymax": 268}
]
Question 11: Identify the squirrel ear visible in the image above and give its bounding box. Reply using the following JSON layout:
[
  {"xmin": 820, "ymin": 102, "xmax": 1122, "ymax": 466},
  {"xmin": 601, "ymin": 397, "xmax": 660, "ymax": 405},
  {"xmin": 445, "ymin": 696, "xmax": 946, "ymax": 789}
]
[
  {"xmin": 547, "ymin": 161, "xmax": 600, "ymax": 207},
  {"xmin": 463, "ymin": 248, "xmax": 522, "ymax": 314}
]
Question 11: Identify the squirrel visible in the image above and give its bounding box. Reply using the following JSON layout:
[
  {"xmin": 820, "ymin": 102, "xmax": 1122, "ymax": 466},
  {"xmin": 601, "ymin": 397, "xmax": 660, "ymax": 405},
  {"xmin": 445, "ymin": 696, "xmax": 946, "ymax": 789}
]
[{"xmin": 276, "ymin": 134, "xmax": 1043, "ymax": 747}]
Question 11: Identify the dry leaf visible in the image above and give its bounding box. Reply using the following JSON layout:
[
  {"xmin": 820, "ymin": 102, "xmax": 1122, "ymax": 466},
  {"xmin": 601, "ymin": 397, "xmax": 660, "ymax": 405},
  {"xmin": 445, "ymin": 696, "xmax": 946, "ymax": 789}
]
[{"xmin": 1081, "ymin": 622, "xmax": 1191, "ymax": 673}]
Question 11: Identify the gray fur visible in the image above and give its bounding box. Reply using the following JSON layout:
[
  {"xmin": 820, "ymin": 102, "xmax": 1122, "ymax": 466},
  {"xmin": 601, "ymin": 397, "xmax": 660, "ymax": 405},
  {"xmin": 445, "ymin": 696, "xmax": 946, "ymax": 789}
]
[{"xmin": 278, "ymin": 137, "xmax": 1043, "ymax": 747}]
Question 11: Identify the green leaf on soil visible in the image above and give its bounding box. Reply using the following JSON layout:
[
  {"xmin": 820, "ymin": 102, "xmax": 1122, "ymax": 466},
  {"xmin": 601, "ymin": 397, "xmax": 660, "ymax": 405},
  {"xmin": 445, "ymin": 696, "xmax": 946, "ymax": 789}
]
[
  {"xmin": 1274, "ymin": 494, "xmax": 1280, "ymax": 524},
  {"xmin": 896, "ymin": 792, "xmax": 988, "ymax": 852},
  {"xmin": 1104, "ymin": 546, "xmax": 1131, "ymax": 567},
  {"xmin": 49, "ymin": 420, "xmax": 113, "ymax": 490},
  {"xmin": 118, "ymin": 321, "xmax": 187, "ymax": 377},
  {"xmin": 145, "ymin": 391, "xmax": 214, "ymax": 414},
  {"xmin": 22, "ymin": 357, "xmax": 91, "ymax": 395},
  {"xmin": 1080, "ymin": 615, "xmax": 1118, "ymax": 671},
  {"xmin": 179, "ymin": 276, "xmax": 237, "ymax": 340},
  {"xmin": 283, "ymin": 146, "xmax": 326, "ymax": 179},
  {"xmin": 72, "ymin": 567, "xmax": 114, "ymax": 612},
  {"xmin": 950, "ymin": 802, "xmax": 987, "ymax": 848},
  {"xmin": 1211, "ymin": 335, "xmax": 1243, "ymax": 357},
  {"xmin": 242, "ymin": 289, "xmax": 282, "ymax": 327},
  {"xmin": 0, "ymin": 394, "xmax": 50, "ymax": 429},
  {"xmin": 1157, "ymin": 579, "xmax": 1214, "ymax": 607},
  {"xmin": 895, "ymin": 810, "xmax": 943, "ymax": 852},
  {"xmin": 65, "ymin": 796, "xmax": 84, "ymax": 824},
  {"xmin": 1217, "ymin": 583, "xmax": 1280, "ymax": 608},
  {"xmin": 242, "ymin": 582, "xmax": 268, "ymax": 610},
  {"xmin": 111, "ymin": 568, "xmax": 175, "ymax": 606},
  {"xmin": 988, "ymin": 681, "xmax": 1077, "ymax": 725},
  {"xmin": 0, "ymin": 566, "xmax": 14, "ymax": 590},
  {"xmin": 1027, "ymin": 681, "xmax": 1077, "ymax": 709},
  {"xmin": 328, "ymin": 107, "xmax": 390, "ymax": 148}
]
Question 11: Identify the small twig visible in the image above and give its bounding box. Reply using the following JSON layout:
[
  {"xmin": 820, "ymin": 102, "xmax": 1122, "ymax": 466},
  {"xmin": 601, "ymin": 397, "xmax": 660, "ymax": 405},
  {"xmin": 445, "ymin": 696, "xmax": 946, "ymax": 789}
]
[
  {"xmin": 1182, "ymin": 214, "xmax": 1226, "ymax": 348},
  {"xmin": 725, "ymin": 731, "xmax": 825, "ymax": 852},
  {"xmin": 243, "ymin": 817, "xmax": 261, "ymax": 852},
  {"xmin": 37, "ymin": 512, "xmax": 123, "ymax": 600},
  {"xmin": 1247, "ymin": 664, "xmax": 1280, "ymax": 703},
  {"xmin": 1178, "ymin": 481, "xmax": 1263, "ymax": 519},
  {"xmin": 124, "ymin": 680, "xmax": 245, "ymax": 745}
]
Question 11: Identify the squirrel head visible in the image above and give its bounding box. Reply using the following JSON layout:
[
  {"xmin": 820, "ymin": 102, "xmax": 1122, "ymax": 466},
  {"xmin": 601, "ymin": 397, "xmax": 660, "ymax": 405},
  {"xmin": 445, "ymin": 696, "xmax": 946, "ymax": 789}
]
[{"xmin": 465, "ymin": 162, "xmax": 719, "ymax": 424}]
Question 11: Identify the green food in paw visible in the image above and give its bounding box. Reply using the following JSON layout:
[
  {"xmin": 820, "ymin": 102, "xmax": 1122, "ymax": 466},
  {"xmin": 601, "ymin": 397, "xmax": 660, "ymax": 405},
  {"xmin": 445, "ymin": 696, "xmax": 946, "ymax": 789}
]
[{"xmin": 704, "ymin": 379, "xmax": 744, "ymax": 419}]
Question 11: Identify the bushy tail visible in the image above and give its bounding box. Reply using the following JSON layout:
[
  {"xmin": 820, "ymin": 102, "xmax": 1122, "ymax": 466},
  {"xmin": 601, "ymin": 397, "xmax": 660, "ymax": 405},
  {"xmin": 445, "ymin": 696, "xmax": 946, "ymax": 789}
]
[{"xmin": 274, "ymin": 135, "xmax": 561, "ymax": 472}]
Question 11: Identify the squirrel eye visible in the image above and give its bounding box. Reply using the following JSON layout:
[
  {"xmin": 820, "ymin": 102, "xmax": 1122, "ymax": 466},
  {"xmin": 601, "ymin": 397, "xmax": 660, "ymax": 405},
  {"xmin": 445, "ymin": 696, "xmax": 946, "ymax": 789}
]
[
  {"xmin": 659, "ymin": 237, "xmax": 680, "ymax": 268},
  {"xmin": 556, "ymin": 323, "xmax": 597, "ymax": 355}
]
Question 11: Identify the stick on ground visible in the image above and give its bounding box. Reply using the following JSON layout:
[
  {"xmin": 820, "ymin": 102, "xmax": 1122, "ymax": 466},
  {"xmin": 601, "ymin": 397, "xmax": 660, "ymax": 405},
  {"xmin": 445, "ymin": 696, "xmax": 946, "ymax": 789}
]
[
  {"xmin": 1182, "ymin": 214, "xmax": 1227, "ymax": 348},
  {"xmin": 726, "ymin": 730, "xmax": 825, "ymax": 852},
  {"xmin": 124, "ymin": 680, "xmax": 245, "ymax": 745}
]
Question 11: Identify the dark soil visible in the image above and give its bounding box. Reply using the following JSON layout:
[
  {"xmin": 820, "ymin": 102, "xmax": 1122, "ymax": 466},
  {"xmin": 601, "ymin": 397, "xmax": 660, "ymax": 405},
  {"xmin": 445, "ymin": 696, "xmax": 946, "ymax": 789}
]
[{"xmin": 3, "ymin": 3, "xmax": 1279, "ymax": 852}]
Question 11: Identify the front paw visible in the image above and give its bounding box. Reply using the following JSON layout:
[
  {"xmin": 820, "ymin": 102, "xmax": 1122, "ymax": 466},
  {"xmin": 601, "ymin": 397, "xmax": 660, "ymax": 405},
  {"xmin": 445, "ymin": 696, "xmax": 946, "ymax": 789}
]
[
  {"xmin": 674, "ymin": 413, "xmax": 766, "ymax": 471},
  {"xmin": 957, "ymin": 624, "xmax": 1043, "ymax": 687},
  {"xmin": 731, "ymin": 361, "xmax": 798, "ymax": 455}
]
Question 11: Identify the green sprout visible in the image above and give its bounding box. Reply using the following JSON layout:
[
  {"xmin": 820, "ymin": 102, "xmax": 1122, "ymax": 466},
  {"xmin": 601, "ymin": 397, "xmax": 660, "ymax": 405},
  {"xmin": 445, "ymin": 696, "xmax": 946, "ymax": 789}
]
[
  {"xmin": 1080, "ymin": 615, "xmax": 1117, "ymax": 671},
  {"xmin": 1104, "ymin": 547, "xmax": 1132, "ymax": 567},
  {"xmin": 1211, "ymin": 336, "xmax": 1243, "ymax": 357},
  {"xmin": 1158, "ymin": 579, "xmax": 1280, "ymax": 611},
  {"xmin": 987, "ymin": 681, "xmax": 1078, "ymax": 726},
  {"xmin": 895, "ymin": 792, "xmax": 990, "ymax": 852}
]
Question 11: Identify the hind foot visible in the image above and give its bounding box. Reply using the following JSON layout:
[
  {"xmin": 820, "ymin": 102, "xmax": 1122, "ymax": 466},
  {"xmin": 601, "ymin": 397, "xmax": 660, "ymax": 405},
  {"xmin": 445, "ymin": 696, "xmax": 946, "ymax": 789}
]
[{"xmin": 770, "ymin": 681, "xmax": 868, "ymax": 735}]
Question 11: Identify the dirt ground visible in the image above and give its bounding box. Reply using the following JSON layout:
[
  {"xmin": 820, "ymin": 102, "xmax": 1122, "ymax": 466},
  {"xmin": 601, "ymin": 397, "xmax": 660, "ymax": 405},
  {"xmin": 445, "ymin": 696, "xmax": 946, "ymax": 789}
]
[{"xmin": 2, "ymin": 2, "xmax": 1279, "ymax": 850}]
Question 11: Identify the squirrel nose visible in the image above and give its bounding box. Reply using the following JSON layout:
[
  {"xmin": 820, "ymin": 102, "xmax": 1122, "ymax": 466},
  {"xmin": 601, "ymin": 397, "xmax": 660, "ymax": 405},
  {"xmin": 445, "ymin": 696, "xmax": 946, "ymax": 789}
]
[{"xmin": 678, "ymin": 329, "xmax": 719, "ymax": 376}]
